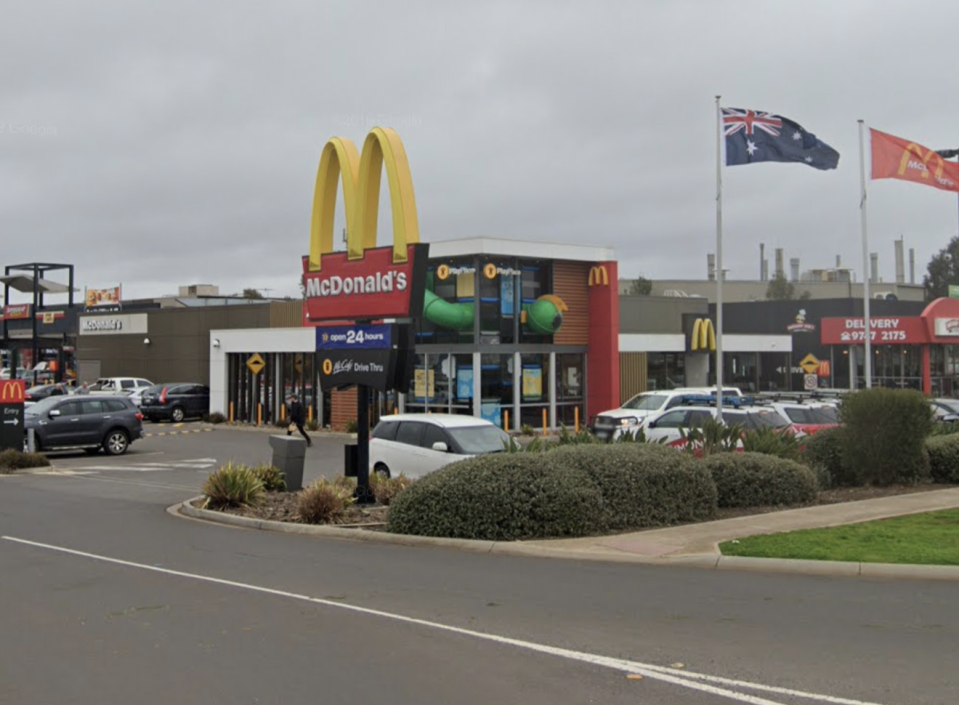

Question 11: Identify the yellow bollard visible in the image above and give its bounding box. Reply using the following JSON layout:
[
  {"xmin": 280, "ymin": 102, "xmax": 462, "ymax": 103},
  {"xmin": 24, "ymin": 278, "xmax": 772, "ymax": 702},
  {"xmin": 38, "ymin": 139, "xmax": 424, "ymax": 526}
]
[
  {"xmin": 308, "ymin": 406, "xmax": 313, "ymax": 423},
  {"xmin": 575, "ymin": 406, "xmax": 580, "ymax": 433},
  {"xmin": 257, "ymin": 403, "xmax": 262, "ymax": 426},
  {"xmin": 542, "ymin": 408, "xmax": 547, "ymax": 436},
  {"xmin": 281, "ymin": 405, "xmax": 286, "ymax": 421},
  {"xmin": 503, "ymin": 409, "xmax": 509, "ymax": 432},
  {"xmin": 229, "ymin": 401, "xmax": 234, "ymax": 423}
]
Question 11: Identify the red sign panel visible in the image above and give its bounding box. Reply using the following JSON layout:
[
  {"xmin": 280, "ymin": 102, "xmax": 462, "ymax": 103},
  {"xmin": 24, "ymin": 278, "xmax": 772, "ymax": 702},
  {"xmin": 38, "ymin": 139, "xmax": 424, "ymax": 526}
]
[
  {"xmin": 302, "ymin": 244, "xmax": 428, "ymax": 322},
  {"xmin": 820, "ymin": 316, "xmax": 928, "ymax": 345},
  {"xmin": 0, "ymin": 379, "xmax": 25, "ymax": 404},
  {"xmin": 3, "ymin": 304, "xmax": 31, "ymax": 320}
]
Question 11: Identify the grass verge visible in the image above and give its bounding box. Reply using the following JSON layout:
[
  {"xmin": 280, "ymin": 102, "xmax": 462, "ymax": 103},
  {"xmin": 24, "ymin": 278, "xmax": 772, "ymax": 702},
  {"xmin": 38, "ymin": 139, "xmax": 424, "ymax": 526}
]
[{"xmin": 720, "ymin": 509, "xmax": 959, "ymax": 565}]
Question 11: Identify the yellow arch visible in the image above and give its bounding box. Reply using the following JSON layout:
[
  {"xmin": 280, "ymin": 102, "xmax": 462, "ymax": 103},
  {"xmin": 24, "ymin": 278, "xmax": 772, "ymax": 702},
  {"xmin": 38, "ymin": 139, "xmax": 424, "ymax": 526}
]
[
  {"xmin": 307, "ymin": 127, "xmax": 420, "ymax": 271},
  {"xmin": 351, "ymin": 127, "xmax": 420, "ymax": 264},
  {"xmin": 309, "ymin": 137, "xmax": 360, "ymax": 270}
]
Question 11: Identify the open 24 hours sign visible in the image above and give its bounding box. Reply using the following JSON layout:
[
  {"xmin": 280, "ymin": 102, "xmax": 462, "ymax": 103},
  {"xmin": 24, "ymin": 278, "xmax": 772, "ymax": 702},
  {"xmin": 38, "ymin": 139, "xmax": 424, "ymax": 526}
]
[{"xmin": 316, "ymin": 324, "xmax": 397, "ymax": 392}]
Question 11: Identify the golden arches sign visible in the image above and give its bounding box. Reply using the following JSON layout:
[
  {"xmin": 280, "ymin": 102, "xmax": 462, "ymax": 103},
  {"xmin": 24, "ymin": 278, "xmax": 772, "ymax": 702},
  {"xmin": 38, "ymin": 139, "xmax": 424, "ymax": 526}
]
[
  {"xmin": 588, "ymin": 265, "xmax": 609, "ymax": 287},
  {"xmin": 897, "ymin": 143, "xmax": 946, "ymax": 182},
  {"xmin": 691, "ymin": 318, "xmax": 716, "ymax": 352},
  {"xmin": 308, "ymin": 127, "xmax": 420, "ymax": 271}
]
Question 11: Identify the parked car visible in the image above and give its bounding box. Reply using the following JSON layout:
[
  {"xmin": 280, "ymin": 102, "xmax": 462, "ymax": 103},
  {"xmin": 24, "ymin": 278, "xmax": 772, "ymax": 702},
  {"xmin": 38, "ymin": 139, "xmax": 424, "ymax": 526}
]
[
  {"xmin": 930, "ymin": 398, "xmax": 959, "ymax": 423},
  {"xmin": 89, "ymin": 377, "xmax": 154, "ymax": 395},
  {"xmin": 122, "ymin": 387, "xmax": 149, "ymax": 407},
  {"xmin": 591, "ymin": 387, "xmax": 744, "ymax": 441},
  {"xmin": 642, "ymin": 401, "xmax": 793, "ymax": 447},
  {"xmin": 24, "ymin": 395, "xmax": 143, "ymax": 455},
  {"xmin": 1, "ymin": 367, "xmax": 30, "ymax": 380},
  {"xmin": 369, "ymin": 413, "xmax": 511, "ymax": 479},
  {"xmin": 139, "ymin": 383, "xmax": 210, "ymax": 422},
  {"xmin": 24, "ymin": 383, "xmax": 71, "ymax": 406},
  {"xmin": 766, "ymin": 401, "xmax": 840, "ymax": 436}
]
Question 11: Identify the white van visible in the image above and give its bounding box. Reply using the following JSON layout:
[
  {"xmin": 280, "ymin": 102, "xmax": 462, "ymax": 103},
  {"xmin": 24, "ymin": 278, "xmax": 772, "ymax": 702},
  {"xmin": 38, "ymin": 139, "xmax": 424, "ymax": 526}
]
[
  {"xmin": 369, "ymin": 413, "xmax": 511, "ymax": 479},
  {"xmin": 591, "ymin": 387, "xmax": 743, "ymax": 441}
]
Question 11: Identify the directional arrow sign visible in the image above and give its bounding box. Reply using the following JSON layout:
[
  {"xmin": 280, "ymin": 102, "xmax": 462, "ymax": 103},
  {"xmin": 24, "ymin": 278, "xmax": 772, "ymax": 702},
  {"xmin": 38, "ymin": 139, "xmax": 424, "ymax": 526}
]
[
  {"xmin": 799, "ymin": 353, "xmax": 820, "ymax": 375},
  {"xmin": 247, "ymin": 353, "xmax": 265, "ymax": 375}
]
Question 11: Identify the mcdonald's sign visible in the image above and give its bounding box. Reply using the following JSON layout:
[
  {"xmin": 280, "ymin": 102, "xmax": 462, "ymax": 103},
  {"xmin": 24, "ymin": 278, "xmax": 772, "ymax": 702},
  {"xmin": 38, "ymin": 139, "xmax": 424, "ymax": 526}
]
[
  {"xmin": 817, "ymin": 360, "xmax": 831, "ymax": 377},
  {"xmin": 871, "ymin": 128, "xmax": 959, "ymax": 193},
  {"xmin": 302, "ymin": 127, "xmax": 429, "ymax": 322},
  {"xmin": 0, "ymin": 380, "xmax": 25, "ymax": 404},
  {"xmin": 588, "ymin": 265, "xmax": 609, "ymax": 287},
  {"xmin": 690, "ymin": 318, "xmax": 716, "ymax": 352}
]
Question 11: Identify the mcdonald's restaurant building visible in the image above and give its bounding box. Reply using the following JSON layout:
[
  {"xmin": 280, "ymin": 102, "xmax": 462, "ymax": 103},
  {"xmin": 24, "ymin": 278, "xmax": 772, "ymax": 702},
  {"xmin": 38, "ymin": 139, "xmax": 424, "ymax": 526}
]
[{"xmin": 210, "ymin": 238, "xmax": 620, "ymax": 430}]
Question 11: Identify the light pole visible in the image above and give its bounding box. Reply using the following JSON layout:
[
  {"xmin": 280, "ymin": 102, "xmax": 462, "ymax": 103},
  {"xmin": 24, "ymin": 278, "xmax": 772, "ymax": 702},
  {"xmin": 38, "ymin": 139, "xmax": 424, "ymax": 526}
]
[{"xmin": 935, "ymin": 148, "xmax": 959, "ymax": 233}]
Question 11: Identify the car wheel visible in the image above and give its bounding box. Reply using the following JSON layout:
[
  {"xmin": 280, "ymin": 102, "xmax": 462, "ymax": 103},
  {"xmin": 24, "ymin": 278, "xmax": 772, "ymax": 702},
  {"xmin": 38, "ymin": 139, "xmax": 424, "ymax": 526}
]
[
  {"xmin": 170, "ymin": 406, "xmax": 185, "ymax": 423},
  {"xmin": 103, "ymin": 429, "xmax": 130, "ymax": 456},
  {"xmin": 373, "ymin": 463, "xmax": 391, "ymax": 479}
]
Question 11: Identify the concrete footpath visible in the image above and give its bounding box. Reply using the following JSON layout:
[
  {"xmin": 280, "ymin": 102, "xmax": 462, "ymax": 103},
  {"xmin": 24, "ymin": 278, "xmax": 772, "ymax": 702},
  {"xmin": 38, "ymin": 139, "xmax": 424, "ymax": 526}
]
[{"xmin": 176, "ymin": 486, "xmax": 959, "ymax": 581}]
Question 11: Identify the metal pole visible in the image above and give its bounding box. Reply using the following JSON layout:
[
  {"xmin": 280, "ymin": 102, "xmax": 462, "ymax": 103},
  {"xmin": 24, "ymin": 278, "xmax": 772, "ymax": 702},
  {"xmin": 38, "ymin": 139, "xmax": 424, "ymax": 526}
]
[
  {"xmin": 356, "ymin": 386, "xmax": 373, "ymax": 504},
  {"xmin": 858, "ymin": 120, "xmax": 873, "ymax": 388},
  {"xmin": 715, "ymin": 95, "xmax": 725, "ymax": 421}
]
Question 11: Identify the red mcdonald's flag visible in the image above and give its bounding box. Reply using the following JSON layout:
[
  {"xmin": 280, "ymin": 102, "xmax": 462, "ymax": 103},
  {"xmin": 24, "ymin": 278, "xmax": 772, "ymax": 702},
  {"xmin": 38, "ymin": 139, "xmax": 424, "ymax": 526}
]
[{"xmin": 871, "ymin": 129, "xmax": 959, "ymax": 193}]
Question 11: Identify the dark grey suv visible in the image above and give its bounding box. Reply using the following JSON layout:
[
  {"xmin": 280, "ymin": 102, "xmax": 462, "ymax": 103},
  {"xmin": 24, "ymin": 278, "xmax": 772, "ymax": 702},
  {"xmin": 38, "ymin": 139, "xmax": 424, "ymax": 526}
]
[{"xmin": 24, "ymin": 395, "xmax": 144, "ymax": 455}]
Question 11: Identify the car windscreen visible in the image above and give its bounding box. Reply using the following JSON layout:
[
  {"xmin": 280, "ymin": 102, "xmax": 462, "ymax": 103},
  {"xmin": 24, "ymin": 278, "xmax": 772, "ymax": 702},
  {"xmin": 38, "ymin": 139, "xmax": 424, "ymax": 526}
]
[
  {"xmin": 810, "ymin": 406, "xmax": 839, "ymax": 423},
  {"xmin": 751, "ymin": 410, "xmax": 791, "ymax": 428},
  {"xmin": 446, "ymin": 425, "xmax": 511, "ymax": 454},
  {"xmin": 622, "ymin": 394, "xmax": 669, "ymax": 411},
  {"xmin": 783, "ymin": 407, "xmax": 815, "ymax": 424}
]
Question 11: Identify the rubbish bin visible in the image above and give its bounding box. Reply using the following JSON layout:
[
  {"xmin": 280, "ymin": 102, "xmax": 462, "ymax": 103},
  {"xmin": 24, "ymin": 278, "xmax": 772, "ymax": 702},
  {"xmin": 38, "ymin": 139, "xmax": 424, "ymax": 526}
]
[
  {"xmin": 268, "ymin": 435, "xmax": 307, "ymax": 491},
  {"xmin": 344, "ymin": 443, "xmax": 358, "ymax": 478}
]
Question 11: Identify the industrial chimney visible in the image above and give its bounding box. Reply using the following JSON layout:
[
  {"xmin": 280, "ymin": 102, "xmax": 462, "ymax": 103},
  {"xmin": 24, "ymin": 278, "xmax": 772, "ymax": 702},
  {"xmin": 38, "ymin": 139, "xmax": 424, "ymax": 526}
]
[
  {"xmin": 707, "ymin": 253, "xmax": 716, "ymax": 281},
  {"xmin": 790, "ymin": 257, "xmax": 800, "ymax": 282},
  {"xmin": 895, "ymin": 238, "xmax": 905, "ymax": 284},
  {"xmin": 909, "ymin": 248, "xmax": 916, "ymax": 284},
  {"xmin": 759, "ymin": 243, "xmax": 765, "ymax": 281},
  {"xmin": 870, "ymin": 252, "xmax": 879, "ymax": 283},
  {"xmin": 775, "ymin": 248, "xmax": 784, "ymax": 279}
]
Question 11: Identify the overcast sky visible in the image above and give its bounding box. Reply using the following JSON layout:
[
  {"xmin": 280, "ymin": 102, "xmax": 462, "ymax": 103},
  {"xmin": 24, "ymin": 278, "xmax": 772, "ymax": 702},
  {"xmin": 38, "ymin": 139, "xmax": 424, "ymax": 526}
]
[{"xmin": 4, "ymin": 1, "xmax": 959, "ymax": 303}]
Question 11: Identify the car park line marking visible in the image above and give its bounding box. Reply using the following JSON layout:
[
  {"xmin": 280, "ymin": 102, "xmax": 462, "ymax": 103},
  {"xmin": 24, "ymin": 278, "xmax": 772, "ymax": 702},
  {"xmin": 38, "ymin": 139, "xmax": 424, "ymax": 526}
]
[
  {"xmin": 0, "ymin": 535, "xmax": 889, "ymax": 705},
  {"xmin": 143, "ymin": 428, "xmax": 215, "ymax": 438}
]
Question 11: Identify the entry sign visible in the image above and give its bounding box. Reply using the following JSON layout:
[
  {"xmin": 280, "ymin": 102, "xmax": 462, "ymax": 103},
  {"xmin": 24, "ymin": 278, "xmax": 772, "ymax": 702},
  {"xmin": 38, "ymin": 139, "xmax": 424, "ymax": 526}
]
[
  {"xmin": 799, "ymin": 353, "xmax": 820, "ymax": 375},
  {"xmin": 247, "ymin": 353, "xmax": 266, "ymax": 375},
  {"xmin": 316, "ymin": 324, "xmax": 395, "ymax": 392},
  {"xmin": 803, "ymin": 374, "xmax": 819, "ymax": 391},
  {"xmin": 0, "ymin": 380, "xmax": 26, "ymax": 452}
]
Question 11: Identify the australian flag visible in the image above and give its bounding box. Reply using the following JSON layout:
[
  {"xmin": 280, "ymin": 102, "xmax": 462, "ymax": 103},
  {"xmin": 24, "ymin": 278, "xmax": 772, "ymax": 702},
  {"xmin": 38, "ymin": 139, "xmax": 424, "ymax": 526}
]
[{"xmin": 723, "ymin": 108, "xmax": 840, "ymax": 170}]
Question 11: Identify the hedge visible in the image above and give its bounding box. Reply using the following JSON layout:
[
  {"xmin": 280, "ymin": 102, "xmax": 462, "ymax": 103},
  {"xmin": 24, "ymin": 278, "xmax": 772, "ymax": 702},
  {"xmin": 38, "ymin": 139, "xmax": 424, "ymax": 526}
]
[
  {"xmin": 839, "ymin": 388, "xmax": 932, "ymax": 486},
  {"xmin": 704, "ymin": 452, "xmax": 819, "ymax": 508},
  {"xmin": 549, "ymin": 444, "xmax": 717, "ymax": 530},
  {"xmin": 386, "ymin": 454, "xmax": 604, "ymax": 541},
  {"xmin": 926, "ymin": 434, "xmax": 959, "ymax": 484}
]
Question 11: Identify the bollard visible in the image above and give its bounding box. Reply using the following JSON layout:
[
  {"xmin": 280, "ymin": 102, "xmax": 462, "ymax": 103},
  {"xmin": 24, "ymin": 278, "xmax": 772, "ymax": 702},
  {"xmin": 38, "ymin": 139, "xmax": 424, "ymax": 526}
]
[
  {"xmin": 574, "ymin": 406, "xmax": 580, "ymax": 433},
  {"xmin": 229, "ymin": 401, "xmax": 234, "ymax": 423},
  {"xmin": 542, "ymin": 409, "xmax": 547, "ymax": 436},
  {"xmin": 503, "ymin": 409, "xmax": 509, "ymax": 432},
  {"xmin": 26, "ymin": 428, "xmax": 36, "ymax": 453},
  {"xmin": 257, "ymin": 403, "xmax": 262, "ymax": 426},
  {"xmin": 308, "ymin": 406, "xmax": 312, "ymax": 423}
]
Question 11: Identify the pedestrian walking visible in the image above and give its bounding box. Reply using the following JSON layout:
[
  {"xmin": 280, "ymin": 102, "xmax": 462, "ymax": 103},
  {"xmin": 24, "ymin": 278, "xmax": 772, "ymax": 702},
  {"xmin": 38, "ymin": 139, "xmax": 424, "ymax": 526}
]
[{"xmin": 286, "ymin": 394, "xmax": 312, "ymax": 447}]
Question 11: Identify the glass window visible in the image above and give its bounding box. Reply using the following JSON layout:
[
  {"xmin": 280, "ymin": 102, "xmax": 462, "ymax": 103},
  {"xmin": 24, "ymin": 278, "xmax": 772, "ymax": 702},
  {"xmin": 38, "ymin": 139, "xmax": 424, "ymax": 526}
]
[
  {"xmin": 422, "ymin": 424, "xmax": 450, "ymax": 449},
  {"xmin": 372, "ymin": 420, "xmax": 399, "ymax": 441},
  {"xmin": 104, "ymin": 399, "xmax": 128, "ymax": 413},
  {"xmin": 80, "ymin": 400, "xmax": 105, "ymax": 415},
  {"xmin": 688, "ymin": 410, "xmax": 713, "ymax": 427},
  {"xmin": 58, "ymin": 401, "xmax": 82, "ymax": 416},
  {"xmin": 652, "ymin": 410, "xmax": 687, "ymax": 428},
  {"xmin": 446, "ymin": 425, "xmax": 511, "ymax": 454},
  {"xmin": 121, "ymin": 380, "xmax": 134, "ymax": 389},
  {"xmin": 395, "ymin": 421, "xmax": 425, "ymax": 447},
  {"xmin": 623, "ymin": 393, "xmax": 669, "ymax": 411}
]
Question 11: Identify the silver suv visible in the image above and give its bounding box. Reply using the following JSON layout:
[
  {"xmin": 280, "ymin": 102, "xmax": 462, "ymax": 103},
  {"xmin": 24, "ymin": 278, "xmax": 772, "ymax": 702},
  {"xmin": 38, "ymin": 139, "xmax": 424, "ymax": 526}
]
[{"xmin": 24, "ymin": 395, "xmax": 144, "ymax": 455}]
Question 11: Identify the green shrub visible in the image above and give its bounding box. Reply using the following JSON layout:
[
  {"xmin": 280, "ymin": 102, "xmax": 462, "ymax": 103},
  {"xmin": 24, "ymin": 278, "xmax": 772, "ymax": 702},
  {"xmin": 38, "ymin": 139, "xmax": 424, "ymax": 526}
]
[
  {"xmin": 202, "ymin": 462, "xmax": 264, "ymax": 508},
  {"xmin": 549, "ymin": 444, "xmax": 717, "ymax": 531},
  {"xmin": 251, "ymin": 463, "xmax": 287, "ymax": 492},
  {"xmin": 557, "ymin": 425, "xmax": 599, "ymax": 445},
  {"xmin": 306, "ymin": 418, "xmax": 320, "ymax": 431},
  {"xmin": 0, "ymin": 449, "xmax": 50, "ymax": 472},
  {"xmin": 678, "ymin": 417, "xmax": 743, "ymax": 456},
  {"xmin": 386, "ymin": 454, "xmax": 604, "ymax": 540},
  {"xmin": 926, "ymin": 434, "xmax": 959, "ymax": 483},
  {"xmin": 929, "ymin": 421, "xmax": 959, "ymax": 437},
  {"xmin": 741, "ymin": 426, "xmax": 803, "ymax": 460},
  {"xmin": 520, "ymin": 423, "xmax": 535, "ymax": 437},
  {"xmin": 298, "ymin": 478, "xmax": 356, "ymax": 524},
  {"xmin": 344, "ymin": 418, "xmax": 358, "ymax": 434},
  {"xmin": 801, "ymin": 427, "xmax": 849, "ymax": 488},
  {"xmin": 370, "ymin": 473, "xmax": 412, "ymax": 506},
  {"xmin": 704, "ymin": 452, "xmax": 818, "ymax": 508},
  {"xmin": 840, "ymin": 388, "xmax": 932, "ymax": 485},
  {"xmin": 204, "ymin": 412, "xmax": 227, "ymax": 424}
]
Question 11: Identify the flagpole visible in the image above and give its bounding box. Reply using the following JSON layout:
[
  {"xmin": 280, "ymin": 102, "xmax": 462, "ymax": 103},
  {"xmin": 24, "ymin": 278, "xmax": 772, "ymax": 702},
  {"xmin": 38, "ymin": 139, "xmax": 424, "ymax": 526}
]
[
  {"xmin": 715, "ymin": 95, "xmax": 724, "ymax": 421},
  {"xmin": 858, "ymin": 119, "xmax": 872, "ymax": 388}
]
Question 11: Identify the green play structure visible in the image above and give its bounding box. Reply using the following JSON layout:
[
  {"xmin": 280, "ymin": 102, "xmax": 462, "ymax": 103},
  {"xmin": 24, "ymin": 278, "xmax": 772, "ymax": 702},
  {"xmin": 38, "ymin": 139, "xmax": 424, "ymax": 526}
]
[{"xmin": 422, "ymin": 287, "xmax": 565, "ymax": 335}]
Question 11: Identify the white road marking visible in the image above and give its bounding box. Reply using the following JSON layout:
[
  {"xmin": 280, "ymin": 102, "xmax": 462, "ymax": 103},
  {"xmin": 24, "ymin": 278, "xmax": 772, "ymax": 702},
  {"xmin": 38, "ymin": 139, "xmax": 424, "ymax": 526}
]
[
  {"xmin": 1, "ymin": 535, "xmax": 889, "ymax": 705},
  {"xmin": 62, "ymin": 458, "xmax": 217, "ymax": 473}
]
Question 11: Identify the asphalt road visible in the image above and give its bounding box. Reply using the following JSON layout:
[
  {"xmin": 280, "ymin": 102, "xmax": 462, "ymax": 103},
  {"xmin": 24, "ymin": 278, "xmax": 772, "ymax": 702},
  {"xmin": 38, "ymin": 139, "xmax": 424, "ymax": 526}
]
[{"xmin": 0, "ymin": 425, "xmax": 956, "ymax": 704}]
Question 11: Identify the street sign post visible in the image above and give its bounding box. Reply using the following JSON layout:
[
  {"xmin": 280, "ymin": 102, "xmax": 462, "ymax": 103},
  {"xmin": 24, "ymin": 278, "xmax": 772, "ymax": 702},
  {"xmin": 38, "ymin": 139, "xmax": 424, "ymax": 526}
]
[{"xmin": 0, "ymin": 380, "xmax": 26, "ymax": 451}]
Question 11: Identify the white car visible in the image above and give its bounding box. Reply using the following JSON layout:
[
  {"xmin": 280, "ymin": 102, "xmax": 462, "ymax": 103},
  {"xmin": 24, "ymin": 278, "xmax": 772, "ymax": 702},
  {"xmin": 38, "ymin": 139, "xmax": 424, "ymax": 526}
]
[
  {"xmin": 643, "ymin": 404, "xmax": 793, "ymax": 447},
  {"xmin": 89, "ymin": 377, "xmax": 154, "ymax": 395},
  {"xmin": 369, "ymin": 413, "xmax": 511, "ymax": 479},
  {"xmin": 591, "ymin": 387, "xmax": 743, "ymax": 441}
]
